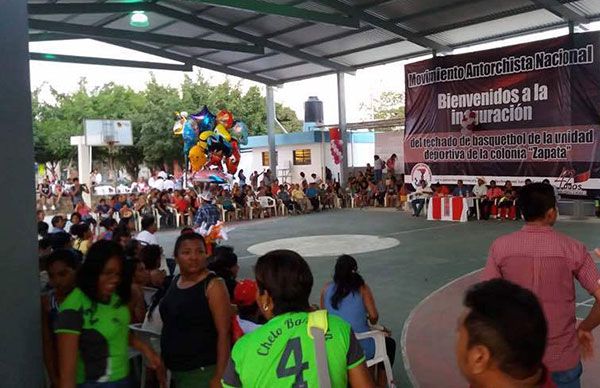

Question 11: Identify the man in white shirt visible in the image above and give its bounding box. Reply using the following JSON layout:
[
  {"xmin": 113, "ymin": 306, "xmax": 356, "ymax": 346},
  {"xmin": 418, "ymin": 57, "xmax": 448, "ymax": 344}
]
[
  {"xmin": 472, "ymin": 177, "xmax": 488, "ymax": 198},
  {"xmin": 136, "ymin": 215, "xmax": 159, "ymax": 246},
  {"xmin": 373, "ymin": 155, "xmax": 384, "ymax": 182},
  {"xmin": 411, "ymin": 180, "xmax": 433, "ymax": 217},
  {"xmin": 471, "ymin": 177, "xmax": 488, "ymax": 219},
  {"xmin": 163, "ymin": 176, "xmax": 175, "ymax": 191}
]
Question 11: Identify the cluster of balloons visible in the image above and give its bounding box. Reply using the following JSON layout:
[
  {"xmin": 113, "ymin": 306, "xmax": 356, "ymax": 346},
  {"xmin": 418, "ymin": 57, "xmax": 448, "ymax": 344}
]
[{"xmin": 173, "ymin": 106, "xmax": 249, "ymax": 179}]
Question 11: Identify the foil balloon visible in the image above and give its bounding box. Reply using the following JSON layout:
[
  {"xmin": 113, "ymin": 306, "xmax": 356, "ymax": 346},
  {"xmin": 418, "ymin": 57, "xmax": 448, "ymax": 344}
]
[
  {"xmin": 214, "ymin": 123, "xmax": 232, "ymax": 142},
  {"xmin": 198, "ymin": 130, "xmax": 213, "ymax": 150},
  {"xmin": 172, "ymin": 111, "xmax": 188, "ymax": 135},
  {"xmin": 191, "ymin": 105, "xmax": 216, "ymax": 133},
  {"xmin": 182, "ymin": 120, "xmax": 197, "ymax": 153},
  {"xmin": 216, "ymin": 109, "xmax": 234, "ymax": 129},
  {"xmin": 225, "ymin": 139, "xmax": 241, "ymax": 174},
  {"xmin": 230, "ymin": 121, "xmax": 249, "ymax": 145},
  {"xmin": 188, "ymin": 143, "xmax": 207, "ymax": 172}
]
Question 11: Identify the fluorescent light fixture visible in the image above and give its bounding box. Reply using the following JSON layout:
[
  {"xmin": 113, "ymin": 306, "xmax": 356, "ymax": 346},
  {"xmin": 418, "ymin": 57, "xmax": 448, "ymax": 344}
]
[{"xmin": 130, "ymin": 11, "xmax": 149, "ymax": 28}]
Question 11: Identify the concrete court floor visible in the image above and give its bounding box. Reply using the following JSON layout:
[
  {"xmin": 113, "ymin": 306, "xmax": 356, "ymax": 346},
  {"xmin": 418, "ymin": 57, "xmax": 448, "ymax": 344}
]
[{"xmin": 155, "ymin": 208, "xmax": 600, "ymax": 387}]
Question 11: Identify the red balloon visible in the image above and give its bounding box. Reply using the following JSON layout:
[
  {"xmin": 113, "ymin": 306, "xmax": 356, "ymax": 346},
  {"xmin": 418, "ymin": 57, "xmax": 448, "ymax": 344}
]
[{"xmin": 217, "ymin": 110, "xmax": 234, "ymax": 129}]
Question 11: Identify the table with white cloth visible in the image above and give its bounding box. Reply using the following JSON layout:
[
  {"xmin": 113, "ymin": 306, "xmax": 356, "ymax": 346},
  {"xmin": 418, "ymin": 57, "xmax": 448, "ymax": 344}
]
[{"xmin": 426, "ymin": 196, "xmax": 471, "ymax": 222}]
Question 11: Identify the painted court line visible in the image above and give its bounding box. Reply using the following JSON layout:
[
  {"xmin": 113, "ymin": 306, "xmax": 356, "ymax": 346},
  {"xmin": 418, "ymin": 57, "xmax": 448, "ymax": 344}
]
[
  {"xmin": 400, "ymin": 267, "xmax": 484, "ymax": 388},
  {"xmin": 386, "ymin": 223, "xmax": 460, "ymax": 236}
]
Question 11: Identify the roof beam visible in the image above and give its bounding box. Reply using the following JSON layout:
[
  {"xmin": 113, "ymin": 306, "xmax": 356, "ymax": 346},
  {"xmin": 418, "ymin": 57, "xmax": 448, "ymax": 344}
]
[
  {"xmin": 530, "ymin": 0, "xmax": 588, "ymax": 26},
  {"xmin": 28, "ymin": 3, "xmax": 151, "ymax": 15},
  {"xmin": 29, "ymin": 32, "xmax": 84, "ymax": 42},
  {"xmin": 312, "ymin": 0, "xmax": 451, "ymax": 53},
  {"xmin": 28, "ymin": 19, "xmax": 264, "ymax": 54},
  {"xmin": 186, "ymin": 0, "xmax": 360, "ymax": 28},
  {"xmin": 150, "ymin": 4, "xmax": 355, "ymax": 72},
  {"xmin": 29, "ymin": 52, "xmax": 193, "ymax": 71},
  {"xmin": 98, "ymin": 39, "xmax": 279, "ymax": 85}
]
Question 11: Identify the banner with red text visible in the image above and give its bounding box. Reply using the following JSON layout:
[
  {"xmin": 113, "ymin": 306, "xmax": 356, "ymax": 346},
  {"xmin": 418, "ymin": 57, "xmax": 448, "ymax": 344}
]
[{"xmin": 404, "ymin": 32, "xmax": 600, "ymax": 197}]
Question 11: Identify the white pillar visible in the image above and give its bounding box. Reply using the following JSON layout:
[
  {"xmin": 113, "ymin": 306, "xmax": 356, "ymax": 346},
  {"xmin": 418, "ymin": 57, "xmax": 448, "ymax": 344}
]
[
  {"xmin": 71, "ymin": 135, "xmax": 93, "ymax": 204},
  {"xmin": 337, "ymin": 72, "xmax": 348, "ymax": 186},
  {"xmin": 266, "ymin": 85, "xmax": 277, "ymax": 177},
  {"xmin": 0, "ymin": 1, "xmax": 43, "ymax": 386}
]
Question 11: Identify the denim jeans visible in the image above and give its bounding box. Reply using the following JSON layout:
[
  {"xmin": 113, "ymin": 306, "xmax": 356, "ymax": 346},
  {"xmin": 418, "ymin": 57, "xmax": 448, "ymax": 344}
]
[
  {"xmin": 551, "ymin": 362, "xmax": 582, "ymax": 388},
  {"xmin": 412, "ymin": 198, "xmax": 425, "ymax": 216}
]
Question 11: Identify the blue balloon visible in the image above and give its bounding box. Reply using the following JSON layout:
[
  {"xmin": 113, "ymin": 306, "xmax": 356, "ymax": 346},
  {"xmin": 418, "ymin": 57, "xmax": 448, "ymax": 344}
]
[
  {"xmin": 231, "ymin": 121, "xmax": 249, "ymax": 145},
  {"xmin": 182, "ymin": 120, "xmax": 196, "ymax": 153},
  {"xmin": 191, "ymin": 105, "xmax": 216, "ymax": 132}
]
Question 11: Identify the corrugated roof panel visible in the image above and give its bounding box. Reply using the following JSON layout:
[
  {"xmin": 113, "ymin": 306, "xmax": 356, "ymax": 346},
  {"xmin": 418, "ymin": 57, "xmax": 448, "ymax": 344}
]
[
  {"xmin": 236, "ymin": 14, "xmax": 306, "ymax": 36},
  {"xmin": 200, "ymin": 50, "xmax": 268, "ymax": 64},
  {"xmin": 65, "ymin": 13, "xmax": 117, "ymax": 26},
  {"xmin": 296, "ymin": 1, "xmax": 345, "ymax": 14},
  {"xmin": 427, "ymin": 9, "xmax": 564, "ymax": 46},
  {"xmin": 368, "ymin": 0, "xmax": 458, "ymax": 21},
  {"xmin": 304, "ymin": 28, "xmax": 399, "ymax": 56},
  {"xmin": 198, "ymin": 4, "xmax": 259, "ymax": 23},
  {"xmin": 30, "ymin": 14, "xmax": 72, "ymax": 22},
  {"xmin": 565, "ymin": 0, "xmax": 600, "ymax": 17},
  {"xmin": 161, "ymin": 0, "xmax": 214, "ymax": 13},
  {"xmin": 400, "ymin": 0, "xmax": 531, "ymax": 33},
  {"xmin": 166, "ymin": 46, "xmax": 219, "ymax": 58},
  {"xmin": 271, "ymin": 23, "xmax": 358, "ymax": 46},
  {"xmin": 258, "ymin": 62, "xmax": 330, "ymax": 79},
  {"xmin": 332, "ymin": 40, "xmax": 425, "ymax": 65},
  {"xmin": 231, "ymin": 53, "xmax": 303, "ymax": 73},
  {"xmin": 153, "ymin": 21, "xmax": 211, "ymax": 38}
]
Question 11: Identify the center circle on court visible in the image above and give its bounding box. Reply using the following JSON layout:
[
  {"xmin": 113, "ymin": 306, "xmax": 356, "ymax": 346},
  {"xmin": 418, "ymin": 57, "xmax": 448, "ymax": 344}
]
[{"xmin": 247, "ymin": 235, "xmax": 400, "ymax": 257}]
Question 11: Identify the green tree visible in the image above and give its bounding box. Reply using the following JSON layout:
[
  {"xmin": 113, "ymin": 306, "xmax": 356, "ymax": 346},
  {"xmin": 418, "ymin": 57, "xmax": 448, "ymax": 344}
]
[
  {"xmin": 360, "ymin": 90, "xmax": 405, "ymax": 122},
  {"xmin": 137, "ymin": 76, "xmax": 183, "ymax": 168},
  {"xmin": 32, "ymin": 72, "xmax": 303, "ymax": 177},
  {"xmin": 373, "ymin": 91, "xmax": 405, "ymax": 120}
]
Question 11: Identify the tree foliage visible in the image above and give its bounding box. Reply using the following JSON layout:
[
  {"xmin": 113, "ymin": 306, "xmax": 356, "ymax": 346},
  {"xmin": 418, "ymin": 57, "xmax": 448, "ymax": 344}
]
[
  {"xmin": 360, "ymin": 90, "xmax": 405, "ymax": 121},
  {"xmin": 32, "ymin": 73, "xmax": 303, "ymax": 176}
]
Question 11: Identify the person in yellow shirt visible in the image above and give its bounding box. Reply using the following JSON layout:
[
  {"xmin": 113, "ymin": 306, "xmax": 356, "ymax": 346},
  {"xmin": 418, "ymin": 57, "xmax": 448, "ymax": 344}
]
[{"xmin": 291, "ymin": 184, "xmax": 309, "ymax": 213}]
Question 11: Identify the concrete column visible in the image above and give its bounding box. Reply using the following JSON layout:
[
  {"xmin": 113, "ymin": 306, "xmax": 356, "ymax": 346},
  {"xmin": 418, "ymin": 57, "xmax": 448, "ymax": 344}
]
[
  {"xmin": 266, "ymin": 85, "xmax": 277, "ymax": 178},
  {"xmin": 337, "ymin": 72, "xmax": 348, "ymax": 186},
  {"xmin": 71, "ymin": 135, "xmax": 92, "ymax": 204},
  {"xmin": 0, "ymin": 1, "xmax": 43, "ymax": 386}
]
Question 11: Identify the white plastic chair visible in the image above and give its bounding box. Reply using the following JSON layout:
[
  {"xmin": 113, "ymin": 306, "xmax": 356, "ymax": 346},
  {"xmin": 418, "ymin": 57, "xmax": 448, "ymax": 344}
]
[
  {"xmin": 355, "ymin": 330, "xmax": 395, "ymax": 388},
  {"xmin": 129, "ymin": 323, "xmax": 170, "ymax": 388},
  {"xmin": 142, "ymin": 287, "xmax": 158, "ymax": 307},
  {"xmin": 152, "ymin": 206, "xmax": 162, "ymax": 230},
  {"xmin": 258, "ymin": 196, "xmax": 277, "ymax": 216}
]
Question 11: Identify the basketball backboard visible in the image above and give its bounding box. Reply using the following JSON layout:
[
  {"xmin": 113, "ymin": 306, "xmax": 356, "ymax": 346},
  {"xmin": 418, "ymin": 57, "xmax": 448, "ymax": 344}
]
[{"xmin": 84, "ymin": 119, "xmax": 133, "ymax": 146}]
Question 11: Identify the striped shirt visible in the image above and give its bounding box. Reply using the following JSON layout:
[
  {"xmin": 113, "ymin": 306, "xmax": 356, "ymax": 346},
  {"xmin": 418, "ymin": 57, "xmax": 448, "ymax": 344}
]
[{"xmin": 482, "ymin": 224, "xmax": 600, "ymax": 372}]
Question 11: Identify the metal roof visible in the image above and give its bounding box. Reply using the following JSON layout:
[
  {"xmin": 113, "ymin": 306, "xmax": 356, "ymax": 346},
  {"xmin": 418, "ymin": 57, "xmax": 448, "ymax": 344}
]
[{"xmin": 27, "ymin": 0, "xmax": 600, "ymax": 85}]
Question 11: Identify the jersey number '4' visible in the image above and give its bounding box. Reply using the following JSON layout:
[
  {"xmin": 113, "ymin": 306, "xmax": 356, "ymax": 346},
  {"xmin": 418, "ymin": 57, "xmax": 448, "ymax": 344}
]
[{"xmin": 276, "ymin": 337, "xmax": 309, "ymax": 387}]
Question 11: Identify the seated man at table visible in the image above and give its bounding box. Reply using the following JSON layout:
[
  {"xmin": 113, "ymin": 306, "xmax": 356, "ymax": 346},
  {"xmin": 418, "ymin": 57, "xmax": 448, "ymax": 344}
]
[
  {"xmin": 433, "ymin": 182, "xmax": 450, "ymax": 197},
  {"xmin": 452, "ymin": 180, "xmax": 470, "ymax": 197},
  {"xmin": 481, "ymin": 180, "xmax": 503, "ymax": 220},
  {"xmin": 411, "ymin": 180, "xmax": 433, "ymax": 217}
]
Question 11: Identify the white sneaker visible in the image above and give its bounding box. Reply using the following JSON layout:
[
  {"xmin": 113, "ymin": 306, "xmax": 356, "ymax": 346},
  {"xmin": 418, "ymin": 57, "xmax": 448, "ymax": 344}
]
[
  {"xmin": 42, "ymin": 205, "xmax": 47, "ymax": 211},
  {"xmin": 51, "ymin": 205, "xmax": 56, "ymax": 211}
]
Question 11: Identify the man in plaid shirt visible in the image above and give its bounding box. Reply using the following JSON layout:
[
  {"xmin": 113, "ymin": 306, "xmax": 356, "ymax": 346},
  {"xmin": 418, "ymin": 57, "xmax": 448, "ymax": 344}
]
[
  {"xmin": 482, "ymin": 183, "xmax": 600, "ymax": 387},
  {"xmin": 194, "ymin": 192, "xmax": 221, "ymax": 228}
]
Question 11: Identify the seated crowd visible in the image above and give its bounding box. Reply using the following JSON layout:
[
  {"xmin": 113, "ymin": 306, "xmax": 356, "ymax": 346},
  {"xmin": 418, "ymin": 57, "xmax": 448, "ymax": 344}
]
[{"xmin": 37, "ymin": 182, "xmax": 599, "ymax": 388}]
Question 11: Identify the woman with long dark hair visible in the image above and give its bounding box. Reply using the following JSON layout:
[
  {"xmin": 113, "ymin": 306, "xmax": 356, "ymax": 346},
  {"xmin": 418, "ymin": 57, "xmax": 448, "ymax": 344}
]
[
  {"xmin": 55, "ymin": 240, "xmax": 164, "ymax": 388},
  {"xmin": 321, "ymin": 255, "xmax": 396, "ymax": 369},
  {"xmin": 223, "ymin": 250, "xmax": 373, "ymax": 387}
]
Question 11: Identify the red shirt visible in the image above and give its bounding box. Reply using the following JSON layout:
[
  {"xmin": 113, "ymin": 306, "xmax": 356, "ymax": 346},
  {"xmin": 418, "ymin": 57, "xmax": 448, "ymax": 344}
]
[
  {"xmin": 486, "ymin": 187, "xmax": 503, "ymax": 200},
  {"xmin": 174, "ymin": 198, "xmax": 189, "ymax": 213},
  {"xmin": 482, "ymin": 225, "xmax": 600, "ymax": 372}
]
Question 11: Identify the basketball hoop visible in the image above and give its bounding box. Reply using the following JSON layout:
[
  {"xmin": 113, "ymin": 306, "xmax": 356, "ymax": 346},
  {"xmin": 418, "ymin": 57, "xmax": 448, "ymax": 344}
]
[{"xmin": 105, "ymin": 139, "xmax": 120, "ymax": 154}]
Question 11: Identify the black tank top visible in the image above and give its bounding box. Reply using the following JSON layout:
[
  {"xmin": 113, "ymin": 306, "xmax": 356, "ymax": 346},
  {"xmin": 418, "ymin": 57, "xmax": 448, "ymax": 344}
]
[{"xmin": 159, "ymin": 273, "xmax": 218, "ymax": 371}]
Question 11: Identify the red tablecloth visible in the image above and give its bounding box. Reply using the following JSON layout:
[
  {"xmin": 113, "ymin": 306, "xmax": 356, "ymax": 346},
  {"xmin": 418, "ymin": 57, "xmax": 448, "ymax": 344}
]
[{"xmin": 427, "ymin": 196, "xmax": 468, "ymax": 222}]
